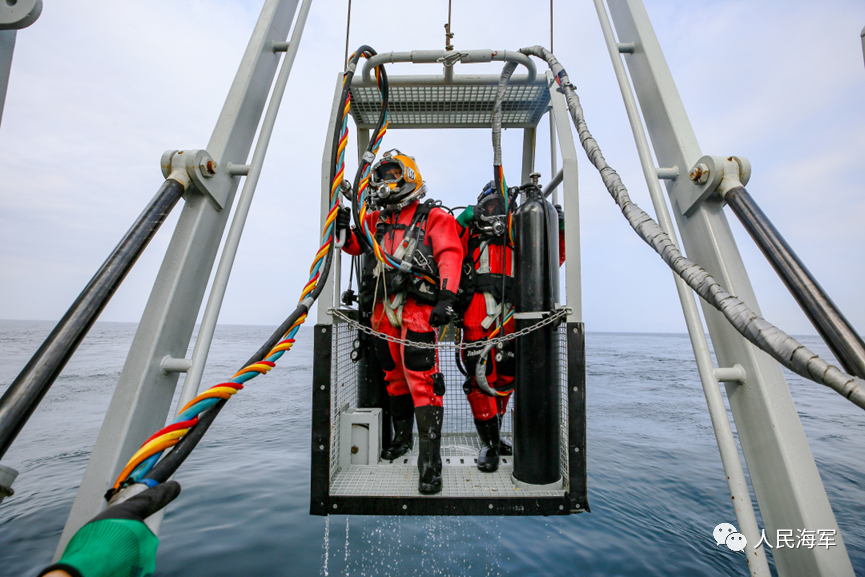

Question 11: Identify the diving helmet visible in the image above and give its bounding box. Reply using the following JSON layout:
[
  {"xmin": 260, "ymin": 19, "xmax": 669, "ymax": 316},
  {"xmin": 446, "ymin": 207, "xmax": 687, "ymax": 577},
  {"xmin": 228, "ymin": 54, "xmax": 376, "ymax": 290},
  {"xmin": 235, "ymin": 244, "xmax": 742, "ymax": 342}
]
[
  {"xmin": 369, "ymin": 149, "xmax": 427, "ymax": 206},
  {"xmin": 474, "ymin": 181, "xmax": 507, "ymax": 236}
]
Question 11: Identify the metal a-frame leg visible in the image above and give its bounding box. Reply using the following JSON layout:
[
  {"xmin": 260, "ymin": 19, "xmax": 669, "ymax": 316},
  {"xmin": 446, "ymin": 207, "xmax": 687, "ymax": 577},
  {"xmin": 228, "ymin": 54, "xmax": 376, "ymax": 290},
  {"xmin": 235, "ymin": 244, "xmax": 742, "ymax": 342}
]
[
  {"xmin": 56, "ymin": 0, "xmax": 302, "ymax": 557},
  {"xmin": 605, "ymin": 1, "xmax": 854, "ymax": 575}
]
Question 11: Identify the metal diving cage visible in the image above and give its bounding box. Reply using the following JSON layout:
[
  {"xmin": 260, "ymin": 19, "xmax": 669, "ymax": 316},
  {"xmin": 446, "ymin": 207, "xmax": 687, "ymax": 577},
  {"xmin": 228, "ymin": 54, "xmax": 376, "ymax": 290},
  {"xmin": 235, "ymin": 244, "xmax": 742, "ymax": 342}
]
[{"xmin": 310, "ymin": 50, "xmax": 587, "ymax": 516}]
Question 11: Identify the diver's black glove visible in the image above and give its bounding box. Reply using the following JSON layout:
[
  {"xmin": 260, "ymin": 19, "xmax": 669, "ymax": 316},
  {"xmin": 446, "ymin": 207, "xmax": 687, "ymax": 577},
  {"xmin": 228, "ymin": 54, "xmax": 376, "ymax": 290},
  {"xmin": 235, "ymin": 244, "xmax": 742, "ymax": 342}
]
[
  {"xmin": 335, "ymin": 206, "xmax": 352, "ymax": 238},
  {"xmin": 429, "ymin": 289, "xmax": 457, "ymax": 327},
  {"xmin": 39, "ymin": 481, "xmax": 181, "ymax": 577},
  {"xmin": 554, "ymin": 204, "xmax": 565, "ymax": 230}
]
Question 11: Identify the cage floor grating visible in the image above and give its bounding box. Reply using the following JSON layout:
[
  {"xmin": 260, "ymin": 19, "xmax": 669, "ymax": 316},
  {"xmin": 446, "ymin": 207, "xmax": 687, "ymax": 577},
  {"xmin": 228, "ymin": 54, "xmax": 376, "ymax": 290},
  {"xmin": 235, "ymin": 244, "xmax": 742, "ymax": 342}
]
[{"xmin": 330, "ymin": 433, "xmax": 564, "ymax": 498}]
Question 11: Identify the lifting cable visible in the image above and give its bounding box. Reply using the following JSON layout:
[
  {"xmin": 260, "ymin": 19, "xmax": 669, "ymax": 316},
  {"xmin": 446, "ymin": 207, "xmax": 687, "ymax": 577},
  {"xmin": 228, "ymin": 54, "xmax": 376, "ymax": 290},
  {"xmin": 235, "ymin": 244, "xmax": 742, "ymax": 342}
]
[
  {"xmin": 506, "ymin": 46, "xmax": 865, "ymax": 411},
  {"xmin": 108, "ymin": 46, "xmax": 392, "ymax": 498}
]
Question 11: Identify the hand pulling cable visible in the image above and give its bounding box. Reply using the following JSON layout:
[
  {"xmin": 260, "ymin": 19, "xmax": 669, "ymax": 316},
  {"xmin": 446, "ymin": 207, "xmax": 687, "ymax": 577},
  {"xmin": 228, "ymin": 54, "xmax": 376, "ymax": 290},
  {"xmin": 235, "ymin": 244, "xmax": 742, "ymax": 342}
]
[
  {"xmin": 0, "ymin": 178, "xmax": 185, "ymax": 461},
  {"xmin": 109, "ymin": 46, "xmax": 393, "ymax": 498},
  {"xmin": 513, "ymin": 45, "xmax": 865, "ymax": 410}
]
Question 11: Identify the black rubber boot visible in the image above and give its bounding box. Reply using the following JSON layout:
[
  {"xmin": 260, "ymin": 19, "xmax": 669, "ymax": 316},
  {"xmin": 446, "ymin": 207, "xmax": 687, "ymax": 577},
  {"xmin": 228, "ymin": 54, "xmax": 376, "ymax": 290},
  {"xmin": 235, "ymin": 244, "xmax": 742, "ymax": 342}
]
[
  {"xmin": 498, "ymin": 414, "xmax": 513, "ymax": 456},
  {"xmin": 474, "ymin": 417, "xmax": 501, "ymax": 473},
  {"xmin": 380, "ymin": 394, "xmax": 414, "ymax": 461},
  {"xmin": 415, "ymin": 406, "xmax": 443, "ymax": 495}
]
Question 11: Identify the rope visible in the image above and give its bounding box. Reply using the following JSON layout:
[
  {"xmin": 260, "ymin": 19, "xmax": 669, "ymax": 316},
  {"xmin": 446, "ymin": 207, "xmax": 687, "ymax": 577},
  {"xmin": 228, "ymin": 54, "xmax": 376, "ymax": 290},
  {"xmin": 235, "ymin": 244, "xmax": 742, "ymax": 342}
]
[
  {"xmin": 444, "ymin": 0, "xmax": 454, "ymax": 51},
  {"xmin": 110, "ymin": 47, "xmax": 381, "ymax": 494},
  {"xmin": 329, "ymin": 306, "xmax": 569, "ymax": 351},
  {"xmin": 516, "ymin": 45, "xmax": 865, "ymax": 411}
]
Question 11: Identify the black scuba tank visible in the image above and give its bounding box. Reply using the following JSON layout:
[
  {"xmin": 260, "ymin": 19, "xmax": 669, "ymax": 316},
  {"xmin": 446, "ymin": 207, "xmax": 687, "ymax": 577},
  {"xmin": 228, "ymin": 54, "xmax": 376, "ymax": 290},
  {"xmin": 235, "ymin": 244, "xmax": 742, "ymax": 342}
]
[{"xmin": 512, "ymin": 183, "xmax": 561, "ymax": 487}]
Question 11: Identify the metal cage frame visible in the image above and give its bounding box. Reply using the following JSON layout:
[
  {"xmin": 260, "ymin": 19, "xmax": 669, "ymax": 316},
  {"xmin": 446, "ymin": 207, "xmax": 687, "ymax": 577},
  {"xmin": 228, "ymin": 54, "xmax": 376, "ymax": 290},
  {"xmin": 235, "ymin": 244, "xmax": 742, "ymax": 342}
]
[{"xmin": 311, "ymin": 55, "xmax": 587, "ymax": 516}]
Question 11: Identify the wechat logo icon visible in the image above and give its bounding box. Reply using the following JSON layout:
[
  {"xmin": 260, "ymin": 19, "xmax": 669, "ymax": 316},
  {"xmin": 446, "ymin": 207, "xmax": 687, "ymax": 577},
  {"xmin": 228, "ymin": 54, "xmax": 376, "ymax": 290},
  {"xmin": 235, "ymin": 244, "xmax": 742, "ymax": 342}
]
[{"xmin": 714, "ymin": 523, "xmax": 748, "ymax": 552}]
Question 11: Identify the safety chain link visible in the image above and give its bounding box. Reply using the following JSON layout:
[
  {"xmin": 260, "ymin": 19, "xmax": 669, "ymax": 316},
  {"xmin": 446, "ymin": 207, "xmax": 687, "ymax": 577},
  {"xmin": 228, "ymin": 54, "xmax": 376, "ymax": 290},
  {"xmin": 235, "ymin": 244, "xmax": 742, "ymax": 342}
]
[{"xmin": 327, "ymin": 306, "xmax": 572, "ymax": 350}]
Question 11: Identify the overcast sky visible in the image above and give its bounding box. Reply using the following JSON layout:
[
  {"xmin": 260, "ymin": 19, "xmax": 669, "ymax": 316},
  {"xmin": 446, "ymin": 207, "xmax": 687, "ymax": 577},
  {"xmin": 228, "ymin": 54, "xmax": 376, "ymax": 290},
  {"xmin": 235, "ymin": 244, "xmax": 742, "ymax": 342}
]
[{"xmin": 1, "ymin": 0, "xmax": 863, "ymax": 338}]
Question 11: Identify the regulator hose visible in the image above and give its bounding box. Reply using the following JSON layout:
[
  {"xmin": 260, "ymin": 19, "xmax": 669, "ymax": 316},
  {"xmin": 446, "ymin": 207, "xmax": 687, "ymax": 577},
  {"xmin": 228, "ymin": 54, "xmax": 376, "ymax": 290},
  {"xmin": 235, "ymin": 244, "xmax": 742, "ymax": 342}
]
[
  {"xmin": 474, "ymin": 341, "xmax": 499, "ymax": 397},
  {"xmin": 513, "ymin": 45, "xmax": 865, "ymax": 410}
]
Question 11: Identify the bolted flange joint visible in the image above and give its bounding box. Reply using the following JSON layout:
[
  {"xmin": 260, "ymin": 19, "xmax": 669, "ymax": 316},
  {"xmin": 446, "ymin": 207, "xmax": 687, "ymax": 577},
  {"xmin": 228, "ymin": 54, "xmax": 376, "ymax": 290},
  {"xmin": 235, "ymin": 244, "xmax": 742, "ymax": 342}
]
[
  {"xmin": 672, "ymin": 155, "xmax": 751, "ymax": 216},
  {"xmin": 160, "ymin": 149, "xmax": 230, "ymax": 210}
]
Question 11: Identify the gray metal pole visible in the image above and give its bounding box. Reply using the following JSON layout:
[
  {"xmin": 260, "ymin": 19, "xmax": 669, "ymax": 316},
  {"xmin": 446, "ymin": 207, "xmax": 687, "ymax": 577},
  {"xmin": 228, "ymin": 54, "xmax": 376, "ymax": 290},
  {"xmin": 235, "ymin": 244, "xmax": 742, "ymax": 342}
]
[
  {"xmin": 57, "ymin": 0, "xmax": 302, "ymax": 556},
  {"xmin": 593, "ymin": 2, "xmax": 770, "ymax": 573},
  {"xmin": 547, "ymin": 72, "xmax": 581, "ymax": 322},
  {"xmin": 606, "ymin": 1, "xmax": 854, "ymax": 575},
  {"xmin": 0, "ymin": 30, "xmax": 14, "ymax": 129},
  {"xmin": 542, "ymin": 167, "xmax": 563, "ymax": 198},
  {"xmin": 549, "ymin": 113, "xmax": 559, "ymax": 205},
  {"xmin": 0, "ymin": 179, "xmax": 186, "ymax": 460},
  {"xmin": 176, "ymin": 0, "xmax": 313, "ymax": 411},
  {"xmin": 520, "ymin": 127, "xmax": 536, "ymax": 185},
  {"xmin": 0, "ymin": 0, "xmax": 42, "ymax": 128}
]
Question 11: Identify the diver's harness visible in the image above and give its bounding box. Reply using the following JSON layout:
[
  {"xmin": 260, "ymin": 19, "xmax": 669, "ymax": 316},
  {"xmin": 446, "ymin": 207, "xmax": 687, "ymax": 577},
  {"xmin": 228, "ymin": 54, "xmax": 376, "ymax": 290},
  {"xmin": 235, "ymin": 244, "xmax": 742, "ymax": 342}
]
[
  {"xmin": 360, "ymin": 199, "xmax": 441, "ymax": 326},
  {"xmin": 456, "ymin": 215, "xmax": 514, "ymax": 330}
]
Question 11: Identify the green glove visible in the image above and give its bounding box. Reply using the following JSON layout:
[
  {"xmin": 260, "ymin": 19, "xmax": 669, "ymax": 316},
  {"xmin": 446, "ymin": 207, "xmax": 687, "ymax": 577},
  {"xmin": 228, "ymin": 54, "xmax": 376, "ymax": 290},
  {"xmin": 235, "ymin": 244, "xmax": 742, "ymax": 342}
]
[
  {"xmin": 40, "ymin": 481, "xmax": 180, "ymax": 577},
  {"xmin": 456, "ymin": 204, "xmax": 474, "ymax": 228}
]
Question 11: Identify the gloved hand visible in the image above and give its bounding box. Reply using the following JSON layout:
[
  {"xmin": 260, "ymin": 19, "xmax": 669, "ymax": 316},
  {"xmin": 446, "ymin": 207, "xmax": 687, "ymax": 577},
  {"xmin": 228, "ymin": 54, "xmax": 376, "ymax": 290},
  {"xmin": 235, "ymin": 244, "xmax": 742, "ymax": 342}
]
[
  {"xmin": 335, "ymin": 206, "xmax": 352, "ymax": 237},
  {"xmin": 39, "ymin": 481, "xmax": 181, "ymax": 577},
  {"xmin": 554, "ymin": 204, "xmax": 565, "ymax": 230},
  {"xmin": 456, "ymin": 205, "xmax": 474, "ymax": 228},
  {"xmin": 429, "ymin": 289, "xmax": 457, "ymax": 327}
]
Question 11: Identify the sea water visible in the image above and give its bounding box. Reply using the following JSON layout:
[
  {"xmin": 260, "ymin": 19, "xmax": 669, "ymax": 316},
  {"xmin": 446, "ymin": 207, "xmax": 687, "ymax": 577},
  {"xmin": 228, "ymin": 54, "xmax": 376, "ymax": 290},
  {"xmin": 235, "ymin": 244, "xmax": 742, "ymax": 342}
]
[{"xmin": 0, "ymin": 320, "xmax": 862, "ymax": 576}]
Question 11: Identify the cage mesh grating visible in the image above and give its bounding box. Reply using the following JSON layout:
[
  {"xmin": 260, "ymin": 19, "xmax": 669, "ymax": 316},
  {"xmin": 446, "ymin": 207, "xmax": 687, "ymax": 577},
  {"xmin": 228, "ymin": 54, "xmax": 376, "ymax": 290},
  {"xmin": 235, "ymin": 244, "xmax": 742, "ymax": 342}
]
[
  {"xmin": 349, "ymin": 82, "xmax": 551, "ymax": 129},
  {"xmin": 329, "ymin": 312, "xmax": 569, "ymax": 497}
]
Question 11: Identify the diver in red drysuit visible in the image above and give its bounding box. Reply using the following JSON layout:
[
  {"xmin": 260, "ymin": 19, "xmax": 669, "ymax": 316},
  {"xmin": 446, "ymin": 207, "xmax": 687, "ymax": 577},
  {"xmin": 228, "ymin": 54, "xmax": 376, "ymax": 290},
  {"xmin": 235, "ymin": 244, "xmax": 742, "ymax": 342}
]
[
  {"xmin": 339, "ymin": 150, "xmax": 463, "ymax": 495},
  {"xmin": 455, "ymin": 181, "xmax": 565, "ymax": 473}
]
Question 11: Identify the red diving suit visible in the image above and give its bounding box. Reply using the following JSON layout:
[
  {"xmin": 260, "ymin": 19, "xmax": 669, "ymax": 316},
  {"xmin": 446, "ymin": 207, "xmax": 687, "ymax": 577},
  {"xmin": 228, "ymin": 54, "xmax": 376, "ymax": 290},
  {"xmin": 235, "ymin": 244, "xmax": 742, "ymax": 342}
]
[
  {"xmin": 456, "ymin": 184, "xmax": 566, "ymax": 472},
  {"xmin": 343, "ymin": 200, "xmax": 463, "ymax": 407},
  {"xmin": 342, "ymin": 181, "xmax": 463, "ymax": 495}
]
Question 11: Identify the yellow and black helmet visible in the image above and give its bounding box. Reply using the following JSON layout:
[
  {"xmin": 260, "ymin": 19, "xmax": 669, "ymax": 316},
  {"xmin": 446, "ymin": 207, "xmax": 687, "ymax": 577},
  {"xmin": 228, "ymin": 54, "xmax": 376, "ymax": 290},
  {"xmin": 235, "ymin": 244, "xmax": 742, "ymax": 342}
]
[{"xmin": 369, "ymin": 149, "xmax": 427, "ymax": 206}]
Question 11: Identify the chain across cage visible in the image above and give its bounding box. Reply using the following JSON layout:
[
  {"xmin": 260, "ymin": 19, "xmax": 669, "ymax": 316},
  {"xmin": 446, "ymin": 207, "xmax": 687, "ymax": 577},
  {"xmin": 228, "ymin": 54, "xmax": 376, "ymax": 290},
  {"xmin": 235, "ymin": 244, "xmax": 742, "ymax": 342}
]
[{"xmin": 327, "ymin": 306, "xmax": 571, "ymax": 351}]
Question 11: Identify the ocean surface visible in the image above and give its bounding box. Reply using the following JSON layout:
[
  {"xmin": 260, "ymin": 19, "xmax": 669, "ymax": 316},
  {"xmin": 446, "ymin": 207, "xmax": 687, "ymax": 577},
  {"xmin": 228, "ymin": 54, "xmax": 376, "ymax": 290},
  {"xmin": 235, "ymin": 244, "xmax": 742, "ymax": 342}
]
[{"xmin": 0, "ymin": 320, "xmax": 862, "ymax": 577}]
